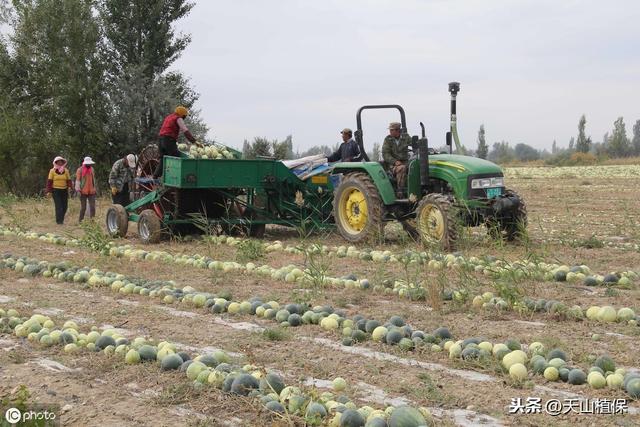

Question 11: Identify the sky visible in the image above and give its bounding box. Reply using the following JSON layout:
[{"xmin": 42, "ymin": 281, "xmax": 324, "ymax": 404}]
[{"xmin": 171, "ymin": 0, "xmax": 640, "ymax": 153}]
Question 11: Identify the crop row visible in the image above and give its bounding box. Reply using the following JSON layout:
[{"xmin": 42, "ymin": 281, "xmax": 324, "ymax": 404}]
[
  {"xmin": 2, "ymin": 253, "xmax": 639, "ymax": 402},
  {"xmin": 2, "ymin": 226, "xmax": 638, "ymax": 298},
  {"xmin": 0, "ymin": 309, "xmax": 431, "ymax": 427}
]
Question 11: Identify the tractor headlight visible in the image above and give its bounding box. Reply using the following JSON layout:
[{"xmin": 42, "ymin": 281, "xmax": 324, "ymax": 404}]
[{"xmin": 471, "ymin": 177, "xmax": 504, "ymax": 189}]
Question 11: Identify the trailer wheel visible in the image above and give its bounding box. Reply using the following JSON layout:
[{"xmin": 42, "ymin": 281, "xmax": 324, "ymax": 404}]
[
  {"xmin": 333, "ymin": 173, "xmax": 384, "ymax": 243},
  {"xmin": 138, "ymin": 209, "xmax": 162, "ymax": 244},
  {"xmin": 486, "ymin": 189, "xmax": 527, "ymax": 241},
  {"xmin": 106, "ymin": 204, "xmax": 129, "ymax": 237},
  {"xmin": 416, "ymin": 193, "xmax": 458, "ymax": 250}
]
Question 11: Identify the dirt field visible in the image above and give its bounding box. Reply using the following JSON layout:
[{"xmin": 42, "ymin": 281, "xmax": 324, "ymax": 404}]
[{"xmin": 1, "ymin": 165, "xmax": 639, "ymax": 426}]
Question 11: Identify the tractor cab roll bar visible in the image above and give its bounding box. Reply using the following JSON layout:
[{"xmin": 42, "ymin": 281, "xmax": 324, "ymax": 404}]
[{"xmin": 354, "ymin": 104, "xmax": 408, "ymax": 162}]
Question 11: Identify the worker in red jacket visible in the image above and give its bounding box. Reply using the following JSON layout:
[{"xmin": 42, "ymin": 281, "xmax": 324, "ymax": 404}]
[{"xmin": 153, "ymin": 106, "xmax": 196, "ymax": 178}]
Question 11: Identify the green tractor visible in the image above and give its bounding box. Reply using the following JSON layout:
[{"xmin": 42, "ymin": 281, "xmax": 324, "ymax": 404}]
[{"xmin": 331, "ymin": 82, "xmax": 526, "ymax": 249}]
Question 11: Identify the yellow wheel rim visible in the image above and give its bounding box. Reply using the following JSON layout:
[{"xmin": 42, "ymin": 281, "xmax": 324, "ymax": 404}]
[
  {"xmin": 418, "ymin": 204, "xmax": 445, "ymax": 241},
  {"xmin": 338, "ymin": 187, "xmax": 369, "ymax": 234}
]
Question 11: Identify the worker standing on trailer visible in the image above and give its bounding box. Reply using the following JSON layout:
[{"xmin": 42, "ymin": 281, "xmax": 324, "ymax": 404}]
[
  {"xmin": 382, "ymin": 122, "xmax": 410, "ymax": 198},
  {"xmin": 153, "ymin": 106, "xmax": 196, "ymax": 178},
  {"xmin": 328, "ymin": 128, "xmax": 362, "ymax": 162},
  {"xmin": 109, "ymin": 154, "xmax": 137, "ymax": 206}
]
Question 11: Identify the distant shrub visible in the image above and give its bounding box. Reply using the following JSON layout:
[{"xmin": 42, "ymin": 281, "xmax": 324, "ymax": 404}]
[{"xmin": 568, "ymin": 152, "xmax": 597, "ymax": 165}]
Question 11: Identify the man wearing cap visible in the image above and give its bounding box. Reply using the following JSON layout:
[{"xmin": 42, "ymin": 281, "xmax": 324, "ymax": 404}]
[
  {"xmin": 109, "ymin": 154, "xmax": 137, "ymax": 206},
  {"xmin": 382, "ymin": 122, "xmax": 411, "ymax": 198},
  {"xmin": 153, "ymin": 106, "xmax": 197, "ymax": 178},
  {"xmin": 327, "ymin": 128, "xmax": 362, "ymax": 163}
]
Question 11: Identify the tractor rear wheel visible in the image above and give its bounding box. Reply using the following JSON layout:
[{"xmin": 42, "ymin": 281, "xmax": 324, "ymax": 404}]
[
  {"xmin": 138, "ymin": 209, "xmax": 163, "ymax": 244},
  {"xmin": 416, "ymin": 193, "xmax": 458, "ymax": 250},
  {"xmin": 487, "ymin": 189, "xmax": 527, "ymax": 241},
  {"xmin": 333, "ymin": 173, "xmax": 384, "ymax": 243},
  {"xmin": 106, "ymin": 204, "xmax": 129, "ymax": 237}
]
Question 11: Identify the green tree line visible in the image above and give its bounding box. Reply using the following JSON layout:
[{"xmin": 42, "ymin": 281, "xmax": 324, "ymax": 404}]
[
  {"xmin": 475, "ymin": 115, "xmax": 640, "ymax": 164},
  {"xmin": 0, "ymin": 0, "xmax": 204, "ymax": 195}
]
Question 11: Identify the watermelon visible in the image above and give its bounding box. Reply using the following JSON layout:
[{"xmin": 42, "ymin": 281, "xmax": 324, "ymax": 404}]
[
  {"xmin": 546, "ymin": 348, "xmax": 567, "ymax": 361},
  {"xmin": 260, "ymin": 372, "xmax": 285, "ymax": 395},
  {"xmin": 626, "ymin": 378, "xmax": 640, "ymax": 399},
  {"xmin": 594, "ymin": 355, "xmax": 615, "ymax": 373},
  {"xmin": 365, "ymin": 320, "xmax": 381, "ymax": 333},
  {"xmin": 365, "ymin": 418, "xmax": 387, "ymax": 427},
  {"xmin": 95, "ymin": 335, "xmax": 116, "ymax": 350},
  {"xmin": 388, "ymin": 406, "xmax": 427, "ymax": 427},
  {"xmin": 138, "ymin": 345, "xmax": 157, "ymax": 361},
  {"xmin": 386, "ymin": 330, "xmax": 403, "ymax": 345},
  {"xmin": 398, "ymin": 338, "xmax": 414, "ymax": 351},
  {"xmin": 388, "ymin": 316, "xmax": 405, "ymax": 327},
  {"xmin": 231, "ymin": 374, "xmax": 259, "ymax": 396},
  {"xmin": 305, "ymin": 402, "xmax": 328, "ymax": 424},
  {"xmin": 433, "ymin": 327, "xmax": 451, "ymax": 340},
  {"xmin": 568, "ymin": 369, "xmax": 586, "ymax": 385},
  {"xmin": 265, "ymin": 401, "xmax": 285, "ymax": 414},
  {"xmin": 161, "ymin": 354, "xmax": 183, "ymax": 370},
  {"xmin": 505, "ymin": 339, "xmax": 521, "ymax": 351},
  {"xmin": 340, "ymin": 409, "xmax": 365, "ymax": 427}
]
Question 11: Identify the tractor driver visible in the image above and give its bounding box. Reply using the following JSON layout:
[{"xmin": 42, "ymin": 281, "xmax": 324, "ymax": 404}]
[
  {"xmin": 327, "ymin": 128, "xmax": 362, "ymax": 162},
  {"xmin": 382, "ymin": 122, "xmax": 411, "ymax": 198}
]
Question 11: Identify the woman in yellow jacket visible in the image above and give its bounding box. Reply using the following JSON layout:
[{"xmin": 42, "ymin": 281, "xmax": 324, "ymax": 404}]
[{"xmin": 46, "ymin": 156, "xmax": 73, "ymax": 224}]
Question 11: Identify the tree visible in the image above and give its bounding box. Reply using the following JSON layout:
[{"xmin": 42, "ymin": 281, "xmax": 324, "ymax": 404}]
[
  {"xmin": 576, "ymin": 114, "xmax": 591, "ymax": 153},
  {"xmin": 551, "ymin": 140, "xmax": 557, "ymax": 154},
  {"xmin": 608, "ymin": 117, "xmax": 630, "ymax": 158},
  {"xmin": 99, "ymin": 0, "xmax": 193, "ymax": 79},
  {"xmin": 99, "ymin": 0, "xmax": 198, "ymax": 152},
  {"xmin": 371, "ymin": 142, "xmax": 381, "ymax": 161},
  {"xmin": 487, "ymin": 141, "xmax": 515, "ymax": 164},
  {"xmin": 476, "ymin": 125, "xmax": 488, "ymax": 159},
  {"xmin": 514, "ymin": 143, "xmax": 540, "ymax": 162},
  {"xmin": 568, "ymin": 137, "xmax": 575, "ymax": 152},
  {"xmin": 632, "ymin": 120, "xmax": 640, "ymax": 156},
  {"xmin": 272, "ymin": 135, "xmax": 294, "ymax": 160},
  {"xmin": 1, "ymin": 0, "xmax": 108, "ymax": 193},
  {"xmin": 243, "ymin": 137, "xmax": 272, "ymax": 159}
]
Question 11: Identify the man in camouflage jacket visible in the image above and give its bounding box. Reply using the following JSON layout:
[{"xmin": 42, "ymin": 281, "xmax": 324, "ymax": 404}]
[
  {"xmin": 382, "ymin": 122, "xmax": 411, "ymax": 198},
  {"xmin": 109, "ymin": 154, "xmax": 137, "ymax": 206}
]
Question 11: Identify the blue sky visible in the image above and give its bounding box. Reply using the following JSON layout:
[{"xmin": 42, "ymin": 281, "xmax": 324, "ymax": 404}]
[{"xmin": 171, "ymin": 0, "xmax": 639, "ymax": 151}]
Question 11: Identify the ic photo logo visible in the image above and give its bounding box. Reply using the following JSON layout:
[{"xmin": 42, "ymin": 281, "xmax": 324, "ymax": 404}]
[
  {"xmin": 5, "ymin": 407, "xmax": 21, "ymax": 423},
  {"xmin": 3, "ymin": 406, "xmax": 58, "ymax": 425}
]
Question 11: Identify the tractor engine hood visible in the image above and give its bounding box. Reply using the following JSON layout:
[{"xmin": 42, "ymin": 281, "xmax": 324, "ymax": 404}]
[{"xmin": 428, "ymin": 154, "xmax": 504, "ymax": 177}]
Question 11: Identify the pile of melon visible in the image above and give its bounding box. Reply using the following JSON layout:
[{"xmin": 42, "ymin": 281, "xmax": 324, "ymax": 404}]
[
  {"xmin": 177, "ymin": 143, "xmax": 238, "ymax": 160},
  {"xmin": 2, "ymin": 225, "xmax": 638, "ymax": 296},
  {"xmin": 4, "ymin": 309, "xmax": 435, "ymax": 426},
  {"xmin": 443, "ymin": 335, "xmax": 640, "ymax": 399},
  {"xmin": 469, "ymin": 292, "xmax": 639, "ymax": 325}
]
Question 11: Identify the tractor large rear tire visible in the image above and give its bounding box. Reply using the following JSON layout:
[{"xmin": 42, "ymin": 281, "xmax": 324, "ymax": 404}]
[
  {"xmin": 106, "ymin": 204, "xmax": 129, "ymax": 238},
  {"xmin": 416, "ymin": 193, "xmax": 459, "ymax": 251},
  {"xmin": 138, "ymin": 209, "xmax": 163, "ymax": 244},
  {"xmin": 333, "ymin": 172, "xmax": 384, "ymax": 243}
]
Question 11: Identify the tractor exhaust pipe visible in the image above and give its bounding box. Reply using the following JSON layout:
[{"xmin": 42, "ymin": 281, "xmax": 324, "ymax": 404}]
[
  {"xmin": 419, "ymin": 122, "xmax": 429, "ymax": 192},
  {"xmin": 448, "ymin": 82, "xmax": 464, "ymax": 155}
]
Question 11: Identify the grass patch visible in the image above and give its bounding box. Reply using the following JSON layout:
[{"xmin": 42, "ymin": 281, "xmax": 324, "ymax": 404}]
[{"xmin": 262, "ymin": 327, "xmax": 291, "ymax": 341}]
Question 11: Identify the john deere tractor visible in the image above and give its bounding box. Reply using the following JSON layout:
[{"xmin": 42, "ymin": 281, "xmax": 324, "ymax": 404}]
[{"xmin": 331, "ymin": 82, "xmax": 526, "ymax": 249}]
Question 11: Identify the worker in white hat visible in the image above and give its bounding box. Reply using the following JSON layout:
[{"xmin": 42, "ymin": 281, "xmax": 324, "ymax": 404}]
[
  {"xmin": 109, "ymin": 154, "xmax": 137, "ymax": 206},
  {"xmin": 74, "ymin": 156, "xmax": 97, "ymax": 222}
]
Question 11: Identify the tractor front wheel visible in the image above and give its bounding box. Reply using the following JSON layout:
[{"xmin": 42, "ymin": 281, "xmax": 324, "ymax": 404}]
[
  {"xmin": 138, "ymin": 209, "xmax": 163, "ymax": 244},
  {"xmin": 416, "ymin": 193, "xmax": 459, "ymax": 250},
  {"xmin": 333, "ymin": 173, "xmax": 384, "ymax": 243},
  {"xmin": 106, "ymin": 204, "xmax": 129, "ymax": 237}
]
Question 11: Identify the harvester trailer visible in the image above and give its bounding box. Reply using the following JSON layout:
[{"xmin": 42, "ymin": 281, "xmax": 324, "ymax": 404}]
[{"xmin": 106, "ymin": 82, "xmax": 526, "ymax": 249}]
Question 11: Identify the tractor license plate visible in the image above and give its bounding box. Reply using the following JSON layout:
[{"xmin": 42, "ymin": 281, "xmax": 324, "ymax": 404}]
[{"xmin": 486, "ymin": 187, "xmax": 502, "ymax": 199}]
